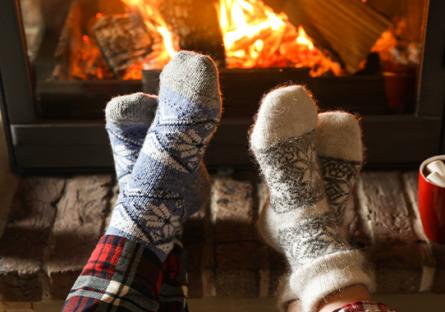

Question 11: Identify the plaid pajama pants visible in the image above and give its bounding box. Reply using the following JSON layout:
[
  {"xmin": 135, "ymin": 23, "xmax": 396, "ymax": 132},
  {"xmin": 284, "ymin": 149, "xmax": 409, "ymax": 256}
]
[
  {"xmin": 63, "ymin": 235, "xmax": 187, "ymax": 312},
  {"xmin": 63, "ymin": 235, "xmax": 395, "ymax": 312}
]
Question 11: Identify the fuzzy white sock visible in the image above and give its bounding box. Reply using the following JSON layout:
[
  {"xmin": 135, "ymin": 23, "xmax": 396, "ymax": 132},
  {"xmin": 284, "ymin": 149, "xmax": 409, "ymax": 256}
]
[
  {"xmin": 317, "ymin": 112, "xmax": 364, "ymax": 231},
  {"xmin": 277, "ymin": 111, "xmax": 374, "ymax": 311},
  {"xmin": 250, "ymin": 87, "xmax": 374, "ymax": 312}
]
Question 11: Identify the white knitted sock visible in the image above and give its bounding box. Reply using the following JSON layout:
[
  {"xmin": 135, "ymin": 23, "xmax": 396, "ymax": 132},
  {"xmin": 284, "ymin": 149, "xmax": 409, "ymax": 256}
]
[
  {"xmin": 250, "ymin": 86, "xmax": 374, "ymax": 312},
  {"xmin": 317, "ymin": 112, "xmax": 363, "ymax": 233},
  {"xmin": 276, "ymin": 111, "xmax": 373, "ymax": 311}
]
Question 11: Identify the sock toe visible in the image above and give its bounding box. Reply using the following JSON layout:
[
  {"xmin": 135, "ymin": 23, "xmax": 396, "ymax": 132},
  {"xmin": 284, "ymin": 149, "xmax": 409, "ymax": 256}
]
[
  {"xmin": 159, "ymin": 51, "xmax": 221, "ymax": 122},
  {"xmin": 316, "ymin": 112, "xmax": 363, "ymax": 162},
  {"xmin": 250, "ymin": 85, "xmax": 318, "ymax": 150},
  {"xmin": 105, "ymin": 92, "xmax": 157, "ymax": 124}
]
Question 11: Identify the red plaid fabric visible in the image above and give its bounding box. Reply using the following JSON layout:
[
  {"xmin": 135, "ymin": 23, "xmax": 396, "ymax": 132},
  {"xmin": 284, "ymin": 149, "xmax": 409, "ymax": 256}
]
[
  {"xmin": 333, "ymin": 301, "xmax": 397, "ymax": 312},
  {"xmin": 63, "ymin": 235, "xmax": 188, "ymax": 312},
  {"xmin": 158, "ymin": 241, "xmax": 188, "ymax": 312}
]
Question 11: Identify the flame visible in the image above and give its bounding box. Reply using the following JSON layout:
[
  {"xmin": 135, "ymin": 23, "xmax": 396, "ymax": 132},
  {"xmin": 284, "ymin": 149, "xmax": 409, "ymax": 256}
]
[
  {"xmin": 61, "ymin": 0, "xmax": 343, "ymax": 80},
  {"xmin": 371, "ymin": 19, "xmax": 421, "ymax": 70},
  {"xmin": 217, "ymin": 0, "xmax": 341, "ymax": 76},
  {"xmin": 296, "ymin": 26, "xmax": 314, "ymax": 51},
  {"xmin": 121, "ymin": 0, "xmax": 178, "ymax": 70}
]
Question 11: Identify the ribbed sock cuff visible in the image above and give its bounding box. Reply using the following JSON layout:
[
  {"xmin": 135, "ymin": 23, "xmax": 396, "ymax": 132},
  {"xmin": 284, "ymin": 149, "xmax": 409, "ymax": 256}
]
[{"xmin": 289, "ymin": 249, "xmax": 375, "ymax": 312}]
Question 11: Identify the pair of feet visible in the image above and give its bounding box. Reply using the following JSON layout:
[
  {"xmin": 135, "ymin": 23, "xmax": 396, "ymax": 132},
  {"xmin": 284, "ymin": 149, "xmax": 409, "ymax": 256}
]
[
  {"xmin": 104, "ymin": 51, "xmax": 373, "ymax": 312},
  {"xmin": 105, "ymin": 51, "xmax": 220, "ymax": 259},
  {"xmin": 251, "ymin": 86, "xmax": 374, "ymax": 311}
]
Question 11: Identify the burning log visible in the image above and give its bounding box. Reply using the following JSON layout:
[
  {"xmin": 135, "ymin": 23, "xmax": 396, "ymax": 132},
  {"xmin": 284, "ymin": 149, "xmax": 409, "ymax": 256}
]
[
  {"xmin": 217, "ymin": 0, "xmax": 341, "ymax": 76},
  {"xmin": 158, "ymin": 0, "xmax": 226, "ymax": 66},
  {"xmin": 93, "ymin": 14, "xmax": 154, "ymax": 77},
  {"xmin": 276, "ymin": 0, "xmax": 391, "ymax": 73},
  {"xmin": 53, "ymin": 0, "xmax": 113, "ymax": 80}
]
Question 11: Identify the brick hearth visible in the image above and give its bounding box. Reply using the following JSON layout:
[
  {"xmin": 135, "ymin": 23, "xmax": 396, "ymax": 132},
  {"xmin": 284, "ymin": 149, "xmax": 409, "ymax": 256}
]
[{"xmin": 0, "ymin": 171, "xmax": 444, "ymax": 303}]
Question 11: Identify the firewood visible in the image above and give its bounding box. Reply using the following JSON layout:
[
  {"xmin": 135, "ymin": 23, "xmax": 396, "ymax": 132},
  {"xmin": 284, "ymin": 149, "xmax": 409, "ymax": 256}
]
[
  {"xmin": 278, "ymin": 0, "xmax": 391, "ymax": 73},
  {"xmin": 53, "ymin": 0, "xmax": 113, "ymax": 80},
  {"xmin": 93, "ymin": 13, "xmax": 154, "ymax": 77},
  {"xmin": 158, "ymin": 0, "xmax": 226, "ymax": 66}
]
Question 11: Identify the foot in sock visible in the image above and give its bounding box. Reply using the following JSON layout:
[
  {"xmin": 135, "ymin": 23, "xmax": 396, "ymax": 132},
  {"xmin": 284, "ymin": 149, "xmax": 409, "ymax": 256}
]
[
  {"xmin": 107, "ymin": 51, "xmax": 221, "ymax": 260},
  {"xmin": 105, "ymin": 92, "xmax": 157, "ymax": 190},
  {"xmin": 106, "ymin": 92, "xmax": 197, "ymax": 310},
  {"xmin": 277, "ymin": 111, "xmax": 367, "ymax": 310},
  {"xmin": 317, "ymin": 112, "xmax": 363, "ymax": 236},
  {"xmin": 105, "ymin": 92, "xmax": 211, "ymax": 220},
  {"xmin": 250, "ymin": 86, "xmax": 373, "ymax": 312}
]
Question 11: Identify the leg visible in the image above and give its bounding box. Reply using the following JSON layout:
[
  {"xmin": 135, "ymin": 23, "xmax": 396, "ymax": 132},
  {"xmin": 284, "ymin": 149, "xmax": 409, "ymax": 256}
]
[
  {"xmin": 106, "ymin": 92, "xmax": 209, "ymax": 311},
  {"xmin": 250, "ymin": 86, "xmax": 374, "ymax": 312},
  {"xmin": 63, "ymin": 51, "xmax": 221, "ymax": 311}
]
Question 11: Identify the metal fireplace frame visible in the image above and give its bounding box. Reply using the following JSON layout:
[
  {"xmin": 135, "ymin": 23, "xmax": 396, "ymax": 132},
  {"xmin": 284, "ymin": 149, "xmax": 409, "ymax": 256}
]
[{"xmin": 1, "ymin": 0, "xmax": 445, "ymax": 173}]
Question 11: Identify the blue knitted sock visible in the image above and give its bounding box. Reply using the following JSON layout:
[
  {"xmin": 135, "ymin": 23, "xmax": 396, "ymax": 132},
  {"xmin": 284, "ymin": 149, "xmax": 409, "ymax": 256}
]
[
  {"xmin": 107, "ymin": 51, "xmax": 221, "ymax": 260},
  {"xmin": 106, "ymin": 92, "xmax": 211, "ymax": 220}
]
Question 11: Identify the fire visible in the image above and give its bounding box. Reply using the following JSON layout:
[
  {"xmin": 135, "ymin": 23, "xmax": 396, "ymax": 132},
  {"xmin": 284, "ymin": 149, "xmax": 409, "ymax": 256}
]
[
  {"xmin": 58, "ymin": 0, "xmax": 343, "ymax": 80},
  {"xmin": 296, "ymin": 26, "xmax": 314, "ymax": 51},
  {"xmin": 216, "ymin": 0, "xmax": 342, "ymax": 76},
  {"xmin": 121, "ymin": 0, "xmax": 178, "ymax": 69}
]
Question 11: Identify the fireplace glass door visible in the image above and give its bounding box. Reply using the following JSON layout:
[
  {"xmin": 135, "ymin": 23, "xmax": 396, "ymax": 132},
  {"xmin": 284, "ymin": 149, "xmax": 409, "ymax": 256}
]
[
  {"xmin": 1, "ymin": 0, "xmax": 444, "ymax": 171},
  {"xmin": 21, "ymin": 0, "xmax": 428, "ymax": 118}
]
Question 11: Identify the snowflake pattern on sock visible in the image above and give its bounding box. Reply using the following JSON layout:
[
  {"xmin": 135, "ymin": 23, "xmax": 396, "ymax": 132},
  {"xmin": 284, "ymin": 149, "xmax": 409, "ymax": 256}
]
[
  {"xmin": 107, "ymin": 51, "xmax": 221, "ymax": 260},
  {"xmin": 278, "ymin": 215, "xmax": 349, "ymax": 266},
  {"xmin": 255, "ymin": 130, "xmax": 325, "ymax": 214},
  {"xmin": 319, "ymin": 156, "xmax": 361, "ymax": 223},
  {"xmin": 156, "ymin": 123, "xmax": 216, "ymax": 172}
]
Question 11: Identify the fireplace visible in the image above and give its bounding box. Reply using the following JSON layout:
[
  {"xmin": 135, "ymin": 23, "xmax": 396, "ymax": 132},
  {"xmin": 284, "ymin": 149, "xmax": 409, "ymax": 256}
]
[{"xmin": 1, "ymin": 0, "xmax": 444, "ymax": 173}]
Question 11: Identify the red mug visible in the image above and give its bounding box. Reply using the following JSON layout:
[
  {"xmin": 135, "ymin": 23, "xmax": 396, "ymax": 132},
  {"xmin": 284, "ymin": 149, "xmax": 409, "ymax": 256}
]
[{"xmin": 418, "ymin": 155, "xmax": 445, "ymax": 244}]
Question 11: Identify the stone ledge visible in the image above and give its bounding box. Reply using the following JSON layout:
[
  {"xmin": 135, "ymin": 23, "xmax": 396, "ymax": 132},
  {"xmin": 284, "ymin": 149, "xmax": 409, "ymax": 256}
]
[{"xmin": 0, "ymin": 171, "xmax": 443, "ymax": 302}]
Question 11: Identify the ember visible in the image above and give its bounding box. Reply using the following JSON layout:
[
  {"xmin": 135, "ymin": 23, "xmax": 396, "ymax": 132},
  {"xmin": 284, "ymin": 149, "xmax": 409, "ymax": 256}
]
[
  {"xmin": 52, "ymin": 0, "xmax": 421, "ymax": 80},
  {"xmin": 216, "ymin": 0, "xmax": 342, "ymax": 76},
  {"xmin": 122, "ymin": 0, "xmax": 178, "ymax": 68}
]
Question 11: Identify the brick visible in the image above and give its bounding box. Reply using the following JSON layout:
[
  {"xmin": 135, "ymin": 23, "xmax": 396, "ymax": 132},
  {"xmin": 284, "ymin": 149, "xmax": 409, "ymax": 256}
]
[
  {"xmin": 0, "ymin": 178, "xmax": 65, "ymax": 301},
  {"xmin": 216, "ymin": 242, "xmax": 263, "ymax": 271},
  {"xmin": 215, "ymin": 270, "xmax": 258, "ymax": 297},
  {"xmin": 44, "ymin": 175, "xmax": 113, "ymax": 299},
  {"xmin": 402, "ymin": 171, "xmax": 427, "ymax": 241},
  {"xmin": 357, "ymin": 172, "xmax": 418, "ymax": 246},
  {"xmin": 373, "ymin": 243, "xmax": 426, "ymax": 293},
  {"xmin": 211, "ymin": 178, "xmax": 255, "ymax": 242}
]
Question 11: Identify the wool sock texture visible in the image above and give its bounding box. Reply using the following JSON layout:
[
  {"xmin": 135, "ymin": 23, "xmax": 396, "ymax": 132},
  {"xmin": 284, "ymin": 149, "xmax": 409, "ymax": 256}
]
[
  {"xmin": 276, "ymin": 111, "xmax": 373, "ymax": 311},
  {"xmin": 250, "ymin": 86, "xmax": 373, "ymax": 312},
  {"xmin": 106, "ymin": 51, "xmax": 221, "ymax": 260},
  {"xmin": 106, "ymin": 92, "xmax": 211, "ymax": 220},
  {"xmin": 106, "ymin": 92, "xmax": 157, "ymax": 190},
  {"xmin": 316, "ymin": 112, "xmax": 363, "ymax": 230}
]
